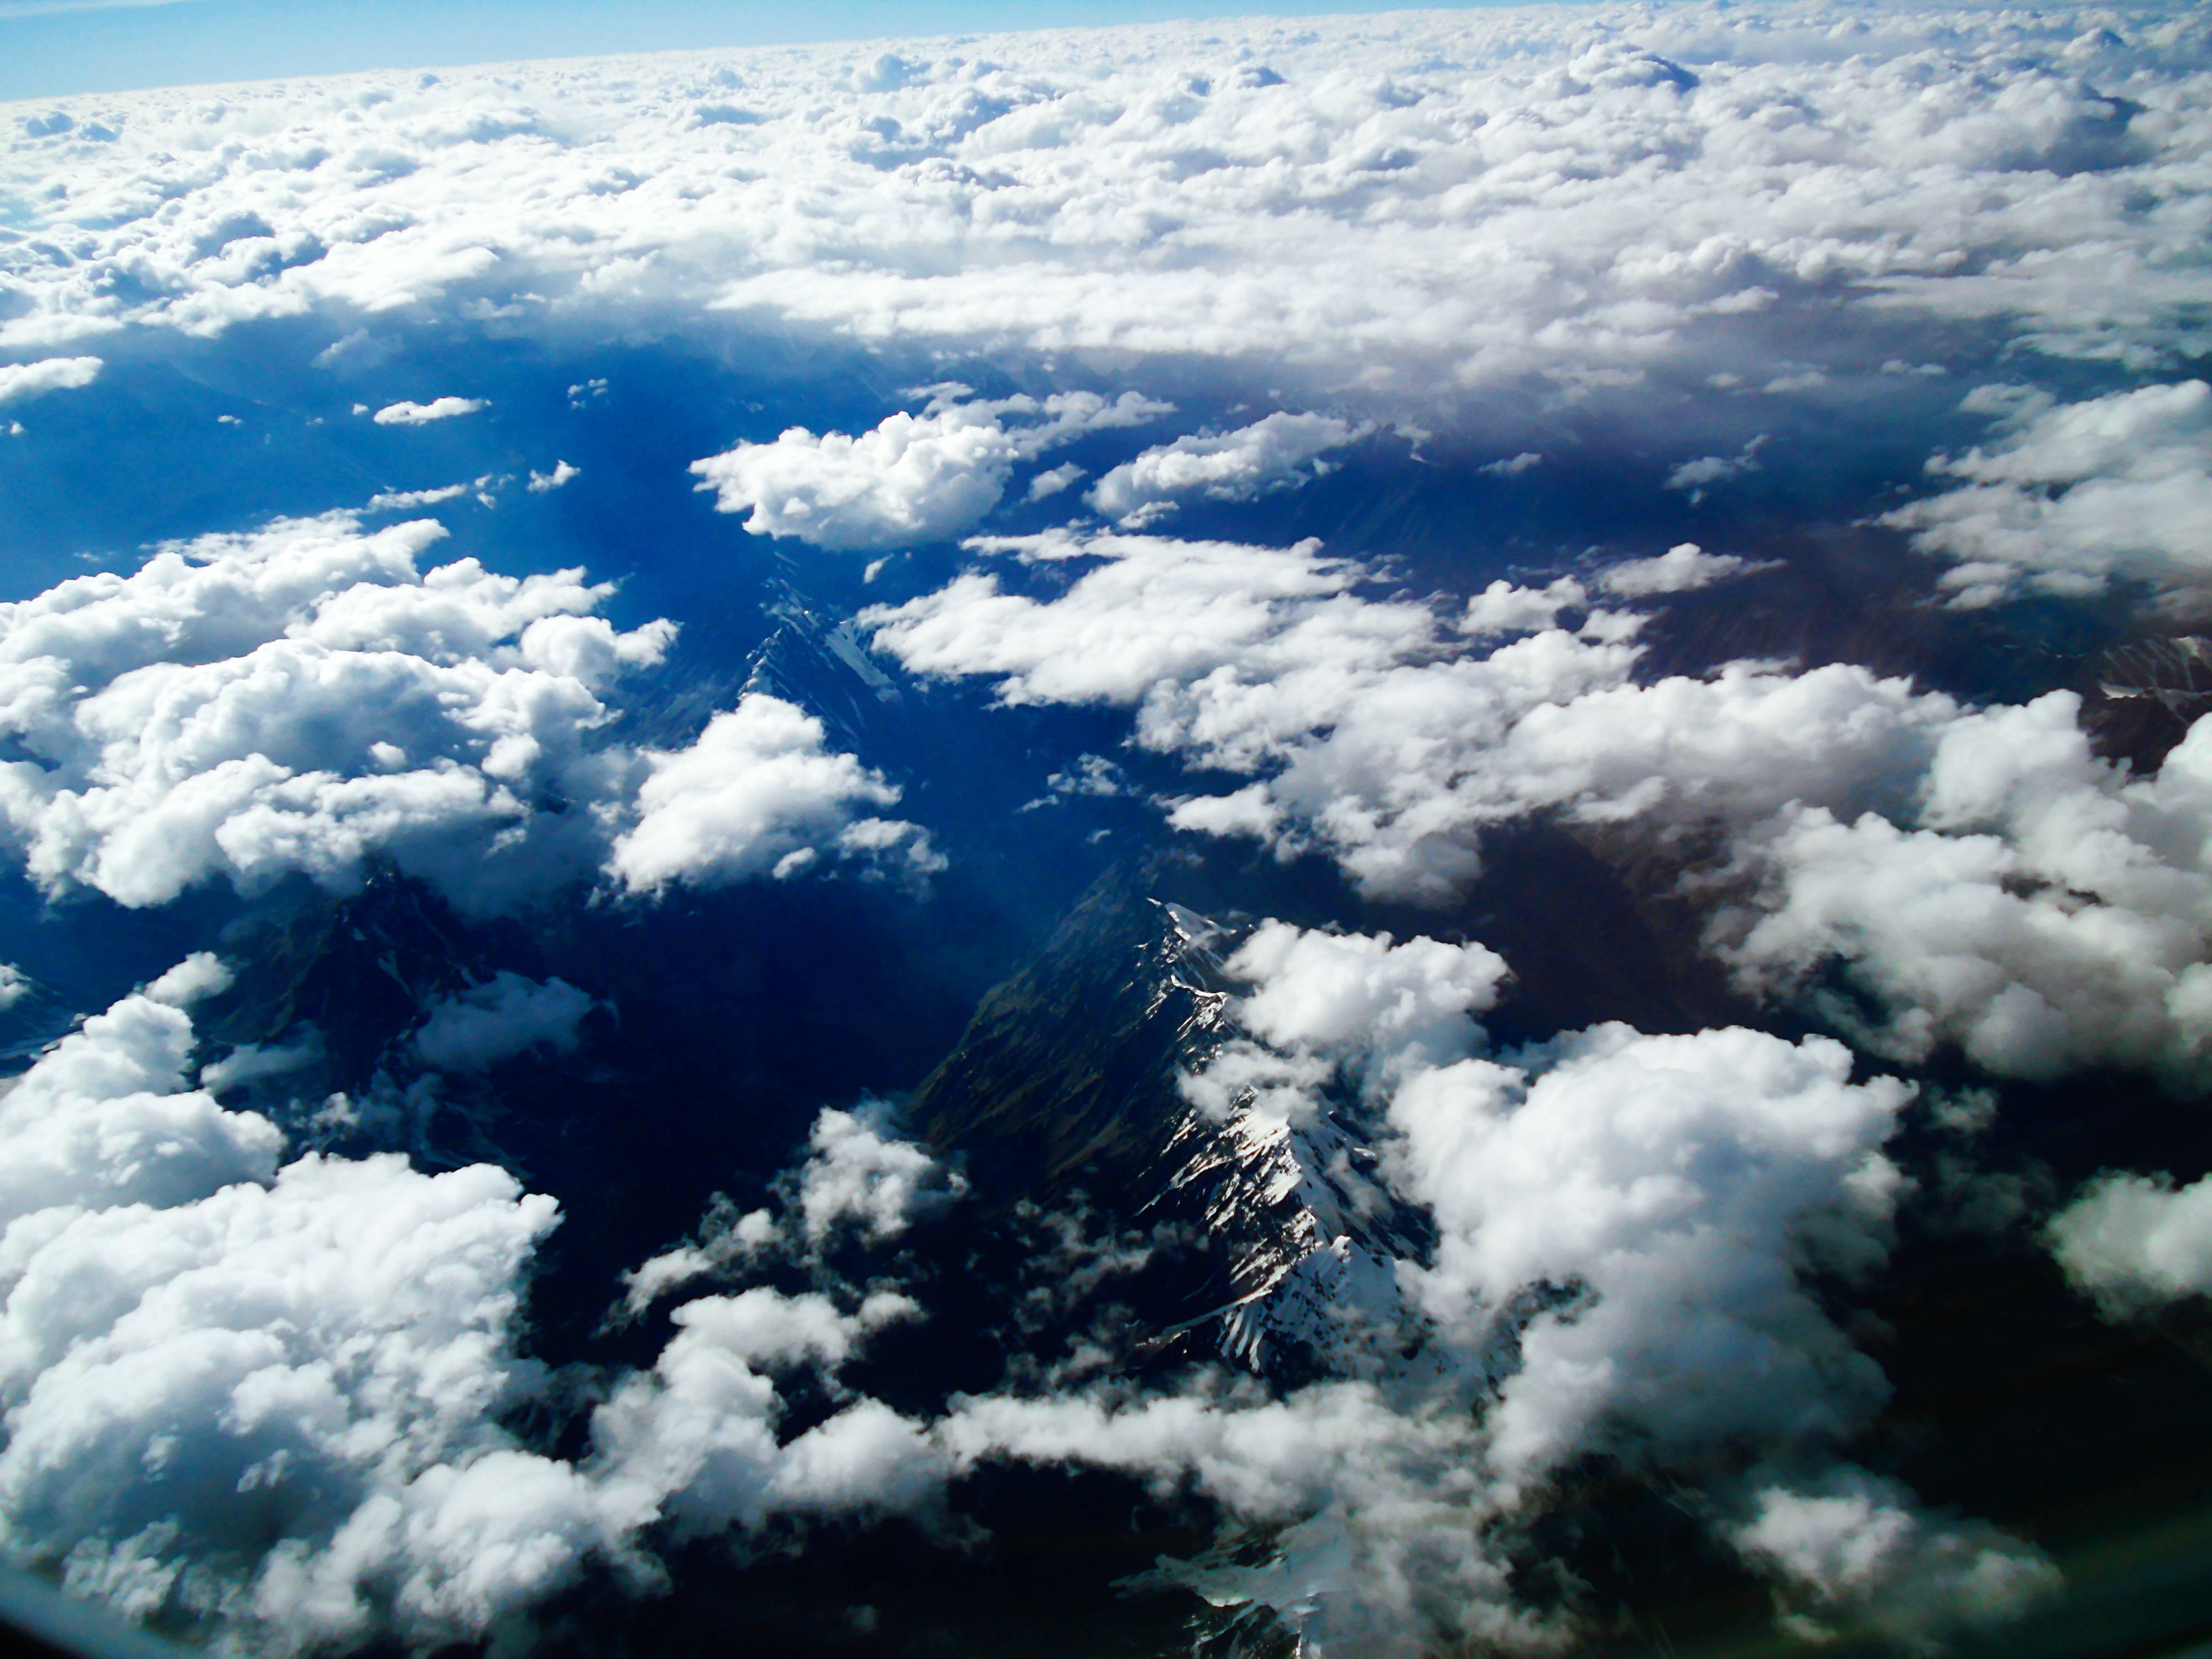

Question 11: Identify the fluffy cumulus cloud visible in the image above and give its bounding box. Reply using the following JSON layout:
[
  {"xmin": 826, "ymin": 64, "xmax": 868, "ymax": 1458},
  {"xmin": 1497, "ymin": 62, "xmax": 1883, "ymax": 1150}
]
[
  {"xmin": 790, "ymin": 1103, "xmax": 966, "ymax": 1245},
  {"xmin": 1720, "ymin": 693, "xmax": 2212, "ymax": 1084},
  {"xmin": 0, "ymin": 513, "xmax": 673, "ymax": 913},
  {"xmin": 1594, "ymin": 540, "xmax": 1774, "ymax": 598},
  {"xmin": 1731, "ymin": 1470, "xmax": 2061, "ymax": 1648},
  {"xmin": 371, "ymin": 396, "xmax": 485, "ymax": 426},
  {"xmin": 1386, "ymin": 1022, "xmax": 1909, "ymax": 1480},
  {"xmin": 0, "ymin": 977, "xmax": 960, "ymax": 1650},
  {"xmin": 865, "ymin": 530, "xmax": 1952, "ymax": 900},
  {"xmin": 2048, "ymin": 1169, "xmax": 2212, "ymax": 1314},
  {"xmin": 1086, "ymin": 411, "xmax": 1366, "ymax": 528},
  {"xmin": 1884, "ymin": 381, "xmax": 2212, "ymax": 608},
  {"xmin": 0, "ymin": 356, "xmax": 101, "ymax": 406},
  {"xmin": 0, "ymin": 970, "xmax": 562, "ymax": 1646},
  {"xmin": 2, "ymin": 10, "xmax": 2204, "ymax": 392},
  {"xmin": 872, "ymin": 529, "xmax": 2212, "ymax": 1088},
  {"xmin": 0, "ymin": 514, "xmax": 931, "ymax": 915},
  {"xmin": 688, "ymin": 386, "xmax": 1167, "ymax": 551},
  {"xmin": 606, "ymin": 695, "xmax": 938, "ymax": 893}
]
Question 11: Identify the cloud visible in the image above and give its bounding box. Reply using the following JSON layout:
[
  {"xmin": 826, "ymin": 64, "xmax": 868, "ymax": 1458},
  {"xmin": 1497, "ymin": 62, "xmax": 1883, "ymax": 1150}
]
[
  {"xmin": 1459, "ymin": 576, "xmax": 1589, "ymax": 637},
  {"xmin": 0, "ymin": 963, "xmax": 27, "ymax": 1009},
  {"xmin": 1717, "ymin": 692, "xmax": 2212, "ymax": 1084},
  {"xmin": 0, "ymin": 972, "xmax": 574, "ymax": 1648},
  {"xmin": 2048, "ymin": 1170, "xmax": 2212, "ymax": 1314},
  {"xmin": 866, "ymin": 529, "xmax": 1949, "ymax": 902},
  {"xmin": 0, "ymin": 513, "xmax": 679, "ymax": 915},
  {"xmin": 689, "ymin": 388, "xmax": 1167, "ymax": 551},
  {"xmin": 944, "ymin": 929, "xmax": 2049, "ymax": 1653},
  {"xmin": 0, "ymin": 972, "xmax": 279, "ymax": 1229},
  {"xmin": 1594, "ymin": 541, "xmax": 1775, "ymax": 598},
  {"xmin": 589, "ymin": 1287, "xmax": 935, "ymax": 1539},
  {"xmin": 0, "ymin": 978, "xmax": 955, "ymax": 1650},
  {"xmin": 363, "ymin": 483, "xmax": 471, "ymax": 512},
  {"xmin": 940, "ymin": 1381, "xmax": 1537, "ymax": 1659},
  {"xmin": 1387, "ymin": 1022, "xmax": 1908, "ymax": 1480},
  {"xmin": 1882, "ymin": 382, "xmax": 2212, "ymax": 607},
  {"xmin": 412, "ymin": 971, "xmax": 594, "ymax": 1072},
  {"xmin": 1215, "ymin": 921, "xmax": 1506, "ymax": 1074},
  {"xmin": 1086, "ymin": 412, "xmax": 1366, "ymax": 528},
  {"xmin": 605, "ymin": 694, "xmax": 939, "ymax": 894},
  {"xmin": 1663, "ymin": 433, "xmax": 1767, "ymax": 498},
  {"xmin": 0, "ymin": 357, "xmax": 101, "ymax": 405},
  {"xmin": 790, "ymin": 1103, "xmax": 967, "ymax": 1245},
  {"xmin": 869, "ymin": 527, "xmax": 2212, "ymax": 1090},
  {"xmin": 371, "ymin": 397, "xmax": 485, "ymax": 426},
  {"xmin": 619, "ymin": 1195, "xmax": 780, "ymax": 1318},
  {"xmin": 526, "ymin": 460, "xmax": 580, "ymax": 493},
  {"xmin": 1025, "ymin": 461, "xmax": 1083, "ymax": 500},
  {"xmin": 1730, "ymin": 1470, "xmax": 2059, "ymax": 1648},
  {"xmin": 1479, "ymin": 452, "xmax": 1543, "ymax": 478},
  {"xmin": 3, "ymin": 12, "xmax": 2201, "ymax": 389}
]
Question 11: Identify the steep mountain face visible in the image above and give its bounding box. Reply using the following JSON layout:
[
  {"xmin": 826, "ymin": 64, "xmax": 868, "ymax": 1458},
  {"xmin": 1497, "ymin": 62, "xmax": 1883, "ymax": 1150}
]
[
  {"xmin": 2085, "ymin": 634, "xmax": 2212, "ymax": 772},
  {"xmin": 914, "ymin": 862, "xmax": 1432, "ymax": 1381},
  {"xmin": 745, "ymin": 577, "xmax": 907, "ymax": 754}
]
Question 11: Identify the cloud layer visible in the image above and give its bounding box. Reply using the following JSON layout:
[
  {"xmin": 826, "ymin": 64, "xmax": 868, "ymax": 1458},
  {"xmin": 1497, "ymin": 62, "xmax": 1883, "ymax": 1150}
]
[
  {"xmin": 870, "ymin": 529, "xmax": 2212, "ymax": 1090},
  {"xmin": 1, "ymin": 6, "xmax": 2204, "ymax": 399},
  {"xmin": 0, "ymin": 973, "xmax": 965, "ymax": 1651},
  {"xmin": 0, "ymin": 513, "xmax": 929, "ymax": 913}
]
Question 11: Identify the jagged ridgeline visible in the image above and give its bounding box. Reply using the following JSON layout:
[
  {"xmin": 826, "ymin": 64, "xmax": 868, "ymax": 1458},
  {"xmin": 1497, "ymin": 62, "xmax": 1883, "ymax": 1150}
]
[{"xmin": 912, "ymin": 859, "xmax": 1433, "ymax": 1381}]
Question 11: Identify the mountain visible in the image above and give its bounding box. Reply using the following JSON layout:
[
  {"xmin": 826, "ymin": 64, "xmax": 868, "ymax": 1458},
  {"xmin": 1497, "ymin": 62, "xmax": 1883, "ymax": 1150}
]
[{"xmin": 914, "ymin": 860, "xmax": 1432, "ymax": 1383}]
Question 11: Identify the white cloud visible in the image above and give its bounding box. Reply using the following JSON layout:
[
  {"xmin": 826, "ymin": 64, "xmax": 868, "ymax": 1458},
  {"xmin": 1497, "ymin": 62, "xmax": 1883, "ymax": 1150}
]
[
  {"xmin": 1025, "ymin": 461, "xmax": 1084, "ymax": 500},
  {"xmin": 0, "ymin": 978, "xmax": 956, "ymax": 1650},
  {"xmin": 690, "ymin": 388, "xmax": 1167, "ymax": 551},
  {"xmin": 790, "ymin": 1103, "xmax": 967, "ymax": 1245},
  {"xmin": 0, "ymin": 973, "xmax": 278, "ymax": 1229},
  {"xmin": 0, "ymin": 513, "xmax": 679, "ymax": 915},
  {"xmin": 372, "ymin": 397, "xmax": 485, "ymax": 427},
  {"xmin": 144, "ymin": 952, "xmax": 233, "ymax": 1006},
  {"xmin": 1388, "ymin": 1023, "xmax": 1908, "ymax": 1480},
  {"xmin": 526, "ymin": 460, "xmax": 580, "ymax": 493},
  {"xmin": 606, "ymin": 695, "xmax": 938, "ymax": 894},
  {"xmin": 363, "ymin": 482, "xmax": 470, "ymax": 512},
  {"xmin": 1718, "ymin": 692, "xmax": 2212, "ymax": 1083},
  {"xmin": 589, "ymin": 1286, "xmax": 933, "ymax": 1539},
  {"xmin": 1883, "ymin": 382, "xmax": 2212, "ymax": 607},
  {"xmin": 1459, "ymin": 576, "xmax": 1588, "ymax": 637},
  {"xmin": 0, "ymin": 973, "xmax": 580, "ymax": 1648},
  {"xmin": 867, "ymin": 530, "xmax": 1949, "ymax": 902},
  {"xmin": 0, "ymin": 963, "xmax": 27, "ymax": 1009},
  {"xmin": 1219, "ymin": 921, "xmax": 1506, "ymax": 1074},
  {"xmin": 1479, "ymin": 452, "xmax": 1543, "ymax": 478},
  {"xmin": 870, "ymin": 526, "xmax": 2212, "ymax": 1089},
  {"xmin": 619, "ymin": 1196, "xmax": 780, "ymax": 1318},
  {"xmin": 1663, "ymin": 433, "xmax": 1767, "ymax": 498},
  {"xmin": 2048, "ymin": 1170, "xmax": 2212, "ymax": 1314},
  {"xmin": 1595, "ymin": 541, "xmax": 1774, "ymax": 598},
  {"xmin": 0, "ymin": 356, "xmax": 101, "ymax": 405},
  {"xmin": 2, "ymin": 11, "xmax": 2200, "ymax": 390},
  {"xmin": 1086, "ymin": 412, "xmax": 1366, "ymax": 528},
  {"xmin": 412, "ymin": 971, "xmax": 593, "ymax": 1072}
]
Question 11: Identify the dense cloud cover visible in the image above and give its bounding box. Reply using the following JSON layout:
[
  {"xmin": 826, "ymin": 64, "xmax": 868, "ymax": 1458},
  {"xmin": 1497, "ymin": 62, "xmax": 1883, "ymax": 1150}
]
[
  {"xmin": 4, "ymin": 4, "xmax": 2208, "ymax": 400},
  {"xmin": 0, "ymin": 513, "xmax": 926, "ymax": 911},
  {"xmin": 0, "ymin": 972, "xmax": 967, "ymax": 1650}
]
